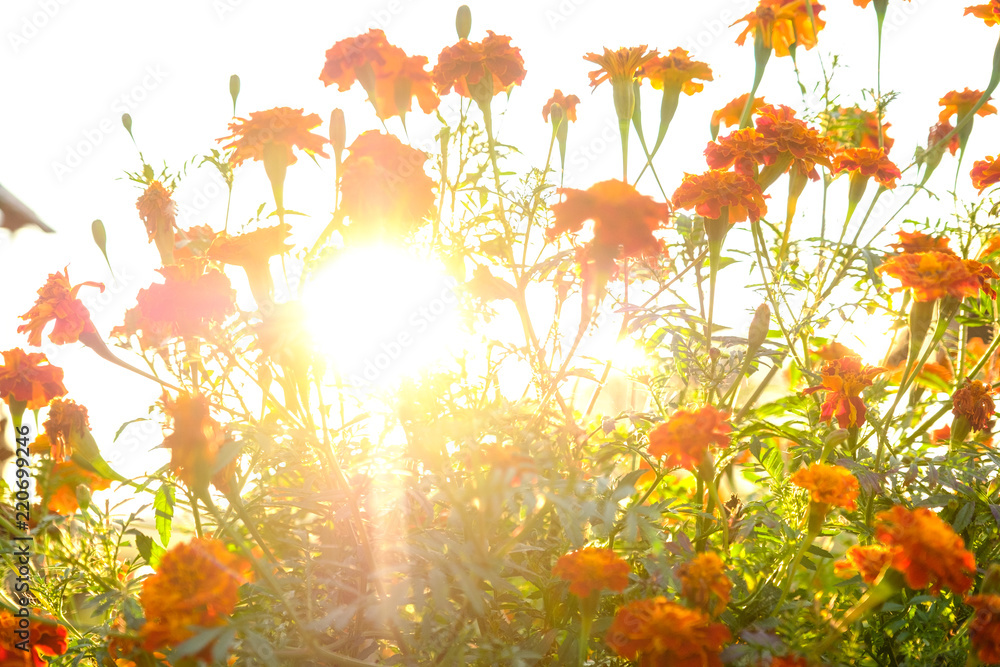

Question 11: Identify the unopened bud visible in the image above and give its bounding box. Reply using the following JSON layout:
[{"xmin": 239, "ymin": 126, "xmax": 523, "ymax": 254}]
[
  {"xmin": 825, "ymin": 429, "xmax": 849, "ymax": 447},
  {"xmin": 229, "ymin": 74, "xmax": 240, "ymax": 111},
  {"xmin": 456, "ymin": 5, "xmax": 472, "ymax": 40},
  {"xmin": 330, "ymin": 109, "xmax": 346, "ymax": 162},
  {"xmin": 75, "ymin": 484, "xmax": 92, "ymax": 511},
  {"xmin": 747, "ymin": 303, "xmax": 770, "ymax": 352}
]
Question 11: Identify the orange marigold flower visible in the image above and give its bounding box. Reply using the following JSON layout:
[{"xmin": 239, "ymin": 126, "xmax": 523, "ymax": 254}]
[
  {"xmin": 888, "ymin": 230, "xmax": 953, "ymax": 255},
  {"xmin": 755, "ymin": 104, "xmax": 836, "ymax": 178},
  {"xmin": 969, "ymin": 594, "xmax": 1000, "ymax": 664},
  {"xmin": 433, "ymin": 31, "xmax": 526, "ymax": 98},
  {"xmin": 174, "ymin": 224, "xmax": 218, "ymax": 261},
  {"xmin": 135, "ymin": 180, "xmax": 176, "ymax": 264},
  {"xmin": 584, "ymin": 46, "xmax": 657, "ymax": 89},
  {"xmin": 219, "ymin": 107, "xmax": 329, "ymax": 167},
  {"xmin": 647, "ymin": 406, "xmax": 731, "ymax": 471},
  {"xmin": 972, "ymin": 155, "xmax": 1000, "ymax": 193},
  {"xmin": 672, "ymin": 169, "xmax": 767, "ymax": 223},
  {"xmin": 338, "ymin": 131, "xmax": 436, "ymax": 241},
  {"xmin": 834, "ymin": 544, "xmax": 894, "ymax": 584},
  {"xmin": 553, "ymin": 547, "xmax": 630, "ymax": 597},
  {"xmin": 677, "ymin": 552, "xmax": 732, "ymax": 617},
  {"xmin": 162, "ymin": 392, "xmax": 232, "ymax": 494},
  {"xmin": 966, "ymin": 0, "xmax": 1000, "ymax": 25},
  {"xmin": 43, "ymin": 397, "xmax": 89, "ymax": 462},
  {"xmin": 140, "ymin": 538, "xmax": 250, "ymax": 660},
  {"xmin": 790, "ymin": 463, "xmax": 859, "ymax": 510},
  {"xmin": 0, "ymin": 348, "xmax": 67, "ymax": 410},
  {"xmin": 605, "ymin": 597, "xmax": 730, "ymax": 666},
  {"xmin": 733, "ymin": 0, "xmax": 826, "ymax": 58},
  {"xmin": 824, "ymin": 105, "xmax": 893, "ymax": 152},
  {"xmin": 928, "ymin": 121, "xmax": 961, "ymax": 157},
  {"xmin": 542, "ymin": 89, "xmax": 580, "ymax": 122},
  {"xmin": 813, "ymin": 341, "xmax": 859, "ymax": 361},
  {"xmin": 771, "ymin": 657, "xmax": 812, "ymax": 667},
  {"xmin": 16, "ymin": 268, "xmax": 104, "ymax": 346},
  {"xmin": 833, "ymin": 147, "xmax": 901, "ymax": 189},
  {"xmin": 208, "ymin": 223, "xmax": 292, "ymax": 308},
  {"xmin": 138, "ymin": 258, "xmax": 236, "ymax": 337},
  {"xmin": 877, "ymin": 252, "xmax": 998, "ymax": 302},
  {"xmin": 0, "ymin": 609, "xmax": 67, "ymax": 667},
  {"xmin": 639, "ymin": 47, "xmax": 714, "ymax": 95},
  {"xmin": 43, "ymin": 459, "xmax": 110, "ymax": 515},
  {"xmin": 704, "ymin": 128, "xmax": 771, "ymax": 176},
  {"xmin": 939, "ymin": 88, "xmax": 997, "ymax": 123},
  {"xmin": 712, "ymin": 94, "xmax": 766, "ymax": 135},
  {"xmin": 953, "ymin": 379, "xmax": 996, "ymax": 432},
  {"xmin": 875, "ymin": 505, "xmax": 976, "ymax": 594},
  {"xmin": 803, "ymin": 356, "xmax": 884, "ymax": 428}
]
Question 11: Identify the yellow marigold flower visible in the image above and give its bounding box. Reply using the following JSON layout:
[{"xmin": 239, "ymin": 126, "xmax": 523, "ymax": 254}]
[
  {"xmin": 605, "ymin": 597, "xmax": 730, "ymax": 666},
  {"xmin": 733, "ymin": 0, "xmax": 826, "ymax": 58},
  {"xmin": 966, "ymin": 0, "xmax": 1000, "ymax": 25},
  {"xmin": 672, "ymin": 169, "xmax": 767, "ymax": 223},
  {"xmin": 677, "ymin": 552, "xmax": 732, "ymax": 617},
  {"xmin": 42, "ymin": 397, "xmax": 89, "ymax": 462},
  {"xmin": 140, "ymin": 538, "xmax": 251, "ymax": 661},
  {"xmin": 939, "ymin": 88, "xmax": 997, "ymax": 123},
  {"xmin": 952, "ymin": 379, "xmax": 996, "ymax": 432},
  {"xmin": 833, "ymin": 147, "xmax": 901, "ymax": 189},
  {"xmin": 219, "ymin": 107, "xmax": 329, "ymax": 168},
  {"xmin": 552, "ymin": 547, "xmax": 630, "ymax": 597},
  {"xmin": 802, "ymin": 356, "xmax": 884, "ymax": 428},
  {"xmin": 639, "ymin": 47, "xmax": 714, "ymax": 95},
  {"xmin": 16, "ymin": 268, "xmax": 104, "ymax": 347},
  {"xmin": 875, "ymin": 505, "xmax": 976, "ymax": 594},
  {"xmin": 888, "ymin": 230, "xmax": 953, "ymax": 255},
  {"xmin": 647, "ymin": 406, "xmax": 731, "ymax": 471},
  {"xmin": 834, "ymin": 544, "xmax": 894, "ymax": 584},
  {"xmin": 790, "ymin": 463, "xmax": 859, "ymax": 510},
  {"xmin": 972, "ymin": 155, "xmax": 1000, "ymax": 193},
  {"xmin": 877, "ymin": 252, "xmax": 999, "ymax": 302},
  {"xmin": 969, "ymin": 594, "xmax": 1000, "ymax": 665}
]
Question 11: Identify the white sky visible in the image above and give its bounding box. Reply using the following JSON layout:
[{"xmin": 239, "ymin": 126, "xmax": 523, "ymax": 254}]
[{"xmin": 0, "ymin": 0, "xmax": 998, "ymax": 472}]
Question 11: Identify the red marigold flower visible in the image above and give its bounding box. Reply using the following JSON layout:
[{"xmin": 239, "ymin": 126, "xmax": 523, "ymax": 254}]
[
  {"xmin": 433, "ymin": 31, "xmax": 526, "ymax": 99},
  {"xmin": 647, "ymin": 406, "xmax": 731, "ymax": 471},
  {"xmin": 162, "ymin": 392, "xmax": 233, "ymax": 494},
  {"xmin": 939, "ymin": 88, "xmax": 998, "ymax": 123},
  {"xmin": 219, "ymin": 107, "xmax": 329, "ymax": 167},
  {"xmin": 834, "ymin": 544, "xmax": 894, "ymax": 584},
  {"xmin": 803, "ymin": 356, "xmax": 884, "ymax": 428},
  {"xmin": 208, "ymin": 223, "xmax": 292, "ymax": 308},
  {"xmin": 953, "ymin": 379, "xmax": 996, "ymax": 432},
  {"xmin": 966, "ymin": 0, "xmax": 1000, "ymax": 25},
  {"xmin": 639, "ymin": 47, "xmax": 714, "ymax": 95},
  {"xmin": 136, "ymin": 180, "xmax": 177, "ymax": 265},
  {"xmin": 972, "ymin": 155, "xmax": 1000, "ymax": 193},
  {"xmin": 833, "ymin": 147, "xmax": 901, "ymax": 189},
  {"xmin": 16, "ymin": 268, "xmax": 104, "ymax": 346},
  {"xmin": 542, "ymin": 89, "xmax": 580, "ymax": 122},
  {"xmin": 969, "ymin": 594, "xmax": 1000, "ymax": 664},
  {"xmin": 874, "ymin": 505, "xmax": 976, "ymax": 594},
  {"xmin": 712, "ymin": 94, "xmax": 766, "ymax": 136},
  {"xmin": 877, "ymin": 252, "xmax": 999, "ymax": 302},
  {"xmin": 43, "ymin": 459, "xmax": 111, "ymax": 515},
  {"xmin": 338, "ymin": 131, "xmax": 436, "ymax": 241},
  {"xmin": 0, "ymin": 348, "xmax": 67, "ymax": 410},
  {"xmin": 553, "ymin": 547, "xmax": 630, "ymax": 598},
  {"xmin": 755, "ymin": 104, "xmax": 836, "ymax": 178},
  {"xmin": 790, "ymin": 463, "xmax": 859, "ymax": 510},
  {"xmin": 43, "ymin": 397, "xmax": 89, "ymax": 462},
  {"xmin": 672, "ymin": 169, "xmax": 767, "ymax": 223},
  {"xmin": 140, "ymin": 538, "xmax": 251, "ymax": 660},
  {"xmin": 584, "ymin": 46, "xmax": 657, "ymax": 89},
  {"xmin": 888, "ymin": 230, "xmax": 954, "ymax": 255},
  {"xmin": 733, "ymin": 0, "xmax": 826, "ymax": 58},
  {"xmin": 824, "ymin": 105, "xmax": 893, "ymax": 152},
  {"xmin": 704, "ymin": 128, "xmax": 771, "ymax": 176},
  {"xmin": 677, "ymin": 552, "xmax": 732, "ymax": 617},
  {"xmin": 605, "ymin": 597, "xmax": 730, "ymax": 666},
  {"xmin": 0, "ymin": 609, "xmax": 67, "ymax": 667}
]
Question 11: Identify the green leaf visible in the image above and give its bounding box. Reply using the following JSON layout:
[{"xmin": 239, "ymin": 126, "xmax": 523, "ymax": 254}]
[
  {"xmin": 133, "ymin": 532, "xmax": 165, "ymax": 568},
  {"xmin": 113, "ymin": 418, "xmax": 150, "ymax": 443},
  {"xmin": 154, "ymin": 484, "xmax": 175, "ymax": 547},
  {"xmin": 952, "ymin": 501, "xmax": 975, "ymax": 533}
]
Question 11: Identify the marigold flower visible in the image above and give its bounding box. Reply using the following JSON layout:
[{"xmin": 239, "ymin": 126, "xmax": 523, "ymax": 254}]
[
  {"xmin": 338, "ymin": 131, "xmax": 436, "ymax": 241},
  {"xmin": 0, "ymin": 348, "xmax": 67, "ymax": 410},
  {"xmin": 647, "ymin": 406, "xmax": 731, "ymax": 471},
  {"xmin": 135, "ymin": 180, "xmax": 176, "ymax": 265},
  {"xmin": 966, "ymin": 0, "xmax": 1000, "ymax": 25},
  {"xmin": 553, "ymin": 547, "xmax": 630, "ymax": 598},
  {"xmin": 771, "ymin": 657, "xmax": 812, "ymax": 667},
  {"xmin": 755, "ymin": 104, "xmax": 836, "ymax": 179},
  {"xmin": 672, "ymin": 169, "xmax": 767, "ymax": 223},
  {"xmin": 475, "ymin": 444, "xmax": 536, "ymax": 486},
  {"xmin": 834, "ymin": 544, "xmax": 894, "ymax": 584},
  {"xmin": 43, "ymin": 397, "xmax": 89, "ymax": 462},
  {"xmin": 677, "ymin": 552, "xmax": 732, "ymax": 616},
  {"xmin": 712, "ymin": 94, "xmax": 766, "ymax": 136},
  {"xmin": 605, "ymin": 597, "xmax": 730, "ymax": 666},
  {"xmin": 140, "ymin": 538, "xmax": 250, "ymax": 660},
  {"xmin": 704, "ymin": 128, "xmax": 771, "ymax": 176},
  {"xmin": 733, "ymin": 0, "xmax": 826, "ymax": 57},
  {"xmin": 162, "ymin": 392, "xmax": 233, "ymax": 494},
  {"xmin": 813, "ymin": 341, "xmax": 858, "ymax": 361},
  {"xmin": 953, "ymin": 379, "xmax": 996, "ymax": 432},
  {"xmin": 969, "ymin": 594, "xmax": 1000, "ymax": 664},
  {"xmin": 584, "ymin": 46, "xmax": 657, "ymax": 89},
  {"xmin": 833, "ymin": 147, "xmax": 901, "ymax": 189},
  {"xmin": 433, "ymin": 31, "xmax": 526, "ymax": 99},
  {"xmin": 877, "ymin": 252, "xmax": 998, "ymax": 302},
  {"xmin": 43, "ymin": 459, "xmax": 110, "ymax": 514},
  {"xmin": 542, "ymin": 89, "xmax": 580, "ymax": 122},
  {"xmin": 972, "ymin": 155, "xmax": 1000, "ymax": 193},
  {"xmin": 790, "ymin": 463, "xmax": 859, "ymax": 510},
  {"xmin": 928, "ymin": 122, "xmax": 961, "ymax": 156},
  {"xmin": 318, "ymin": 29, "xmax": 395, "ymax": 90},
  {"xmin": 888, "ymin": 230, "xmax": 953, "ymax": 255},
  {"xmin": 824, "ymin": 105, "xmax": 893, "ymax": 152},
  {"xmin": 803, "ymin": 356, "xmax": 884, "ymax": 428},
  {"xmin": 16, "ymin": 268, "xmax": 104, "ymax": 346},
  {"xmin": 639, "ymin": 47, "xmax": 714, "ymax": 95},
  {"xmin": 174, "ymin": 224, "xmax": 218, "ymax": 261},
  {"xmin": 939, "ymin": 88, "xmax": 997, "ymax": 123},
  {"xmin": 219, "ymin": 107, "xmax": 329, "ymax": 167},
  {"xmin": 875, "ymin": 505, "xmax": 976, "ymax": 594},
  {"xmin": 129, "ymin": 259, "xmax": 236, "ymax": 340},
  {"xmin": 0, "ymin": 609, "xmax": 67, "ymax": 667},
  {"xmin": 208, "ymin": 223, "xmax": 292, "ymax": 308}
]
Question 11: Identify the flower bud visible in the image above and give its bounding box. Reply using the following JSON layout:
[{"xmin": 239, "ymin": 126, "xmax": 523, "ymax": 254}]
[
  {"xmin": 456, "ymin": 5, "xmax": 472, "ymax": 40},
  {"xmin": 75, "ymin": 484, "xmax": 92, "ymax": 512},
  {"xmin": 229, "ymin": 74, "xmax": 240, "ymax": 112},
  {"xmin": 330, "ymin": 109, "xmax": 346, "ymax": 164},
  {"xmin": 747, "ymin": 303, "xmax": 770, "ymax": 353}
]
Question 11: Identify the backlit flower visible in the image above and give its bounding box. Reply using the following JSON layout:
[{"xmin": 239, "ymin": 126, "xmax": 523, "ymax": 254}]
[
  {"xmin": 130, "ymin": 258, "xmax": 236, "ymax": 340},
  {"xmin": 43, "ymin": 397, "xmax": 89, "ymax": 462},
  {"xmin": 928, "ymin": 122, "xmax": 961, "ymax": 156},
  {"xmin": 605, "ymin": 597, "xmax": 730, "ymax": 666},
  {"xmin": 318, "ymin": 29, "xmax": 395, "ymax": 90},
  {"xmin": 972, "ymin": 155, "xmax": 1000, "ymax": 193},
  {"xmin": 953, "ymin": 379, "xmax": 996, "ymax": 432},
  {"xmin": 755, "ymin": 104, "xmax": 836, "ymax": 179},
  {"xmin": 939, "ymin": 88, "xmax": 997, "ymax": 123},
  {"xmin": 733, "ymin": 0, "xmax": 826, "ymax": 57},
  {"xmin": 790, "ymin": 463, "xmax": 859, "ymax": 510},
  {"xmin": 704, "ymin": 128, "xmax": 771, "ymax": 176},
  {"xmin": 338, "ymin": 131, "xmax": 436, "ymax": 241},
  {"xmin": 43, "ymin": 459, "xmax": 110, "ymax": 514},
  {"xmin": 824, "ymin": 105, "xmax": 893, "ymax": 152},
  {"xmin": 888, "ymin": 230, "xmax": 953, "ymax": 255},
  {"xmin": 162, "ymin": 392, "xmax": 232, "ymax": 494},
  {"xmin": 966, "ymin": 0, "xmax": 1000, "ymax": 25},
  {"xmin": 174, "ymin": 224, "xmax": 218, "ymax": 261},
  {"xmin": 0, "ymin": 609, "xmax": 67, "ymax": 667},
  {"xmin": 135, "ymin": 180, "xmax": 176, "ymax": 265},
  {"xmin": 877, "ymin": 252, "xmax": 999, "ymax": 302},
  {"xmin": 208, "ymin": 223, "xmax": 292, "ymax": 308},
  {"xmin": 672, "ymin": 169, "xmax": 767, "ymax": 223},
  {"xmin": 711, "ymin": 94, "xmax": 766, "ymax": 136},
  {"xmin": 803, "ymin": 356, "xmax": 884, "ymax": 428},
  {"xmin": 647, "ymin": 406, "xmax": 731, "ymax": 471},
  {"xmin": 219, "ymin": 107, "xmax": 329, "ymax": 167},
  {"xmin": 584, "ymin": 46, "xmax": 657, "ymax": 89},
  {"xmin": 433, "ymin": 31, "xmax": 526, "ymax": 99},
  {"xmin": 833, "ymin": 147, "xmax": 901, "ymax": 189},
  {"xmin": 834, "ymin": 544, "xmax": 894, "ymax": 584},
  {"xmin": 874, "ymin": 505, "xmax": 975, "ymax": 594},
  {"xmin": 813, "ymin": 341, "xmax": 858, "ymax": 361},
  {"xmin": 969, "ymin": 594, "xmax": 1000, "ymax": 664},
  {"xmin": 639, "ymin": 48, "xmax": 714, "ymax": 95},
  {"xmin": 17, "ymin": 268, "xmax": 104, "ymax": 346},
  {"xmin": 140, "ymin": 538, "xmax": 251, "ymax": 659},
  {"xmin": 0, "ymin": 348, "xmax": 66, "ymax": 410},
  {"xmin": 542, "ymin": 89, "xmax": 580, "ymax": 122},
  {"xmin": 677, "ymin": 552, "xmax": 732, "ymax": 617},
  {"xmin": 553, "ymin": 547, "xmax": 630, "ymax": 597}
]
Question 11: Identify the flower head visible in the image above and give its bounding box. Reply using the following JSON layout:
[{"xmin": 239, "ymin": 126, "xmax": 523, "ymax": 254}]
[
  {"xmin": 877, "ymin": 252, "xmax": 999, "ymax": 302},
  {"xmin": 704, "ymin": 128, "xmax": 771, "ymax": 176},
  {"xmin": 790, "ymin": 463, "xmax": 859, "ymax": 510},
  {"xmin": 969, "ymin": 594, "xmax": 1000, "ymax": 664},
  {"xmin": 733, "ymin": 0, "xmax": 826, "ymax": 57},
  {"xmin": 647, "ymin": 406, "xmax": 731, "ymax": 471},
  {"xmin": 833, "ymin": 147, "xmax": 901, "ymax": 189},
  {"xmin": 0, "ymin": 348, "xmax": 66, "ymax": 410},
  {"xmin": 552, "ymin": 547, "xmax": 630, "ymax": 597},
  {"xmin": 972, "ymin": 155, "xmax": 1000, "ymax": 193},
  {"xmin": 162, "ymin": 392, "xmax": 233, "ymax": 494},
  {"xmin": 219, "ymin": 107, "xmax": 329, "ymax": 167},
  {"xmin": 17, "ymin": 268, "xmax": 104, "ymax": 346},
  {"xmin": 874, "ymin": 505, "xmax": 975, "ymax": 594},
  {"xmin": 824, "ymin": 105, "xmax": 893, "ymax": 152},
  {"xmin": 605, "ymin": 597, "xmax": 730, "ymax": 666},
  {"xmin": 208, "ymin": 223, "xmax": 293, "ymax": 308},
  {"xmin": 966, "ymin": 0, "xmax": 1000, "ymax": 25},
  {"xmin": 672, "ymin": 170, "xmax": 767, "ymax": 223},
  {"xmin": 711, "ymin": 94, "xmax": 766, "ymax": 136},
  {"xmin": 888, "ymin": 230, "xmax": 953, "ymax": 255},
  {"xmin": 542, "ymin": 89, "xmax": 580, "ymax": 122},
  {"xmin": 834, "ymin": 544, "xmax": 894, "ymax": 584},
  {"xmin": 135, "ymin": 180, "xmax": 177, "ymax": 264},
  {"xmin": 803, "ymin": 356, "xmax": 884, "ymax": 428},
  {"xmin": 939, "ymin": 88, "xmax": 997, "ymax": 123},
  {"xmin": 639, "ymin": 48, "xmax": 714, "ymax": 95},
  {"xmin": 0, "ymin": 609, "xmax": 67, "ymax": 667},
  {"xmin": 584, "ymin": 46, "xmax": 657, "ymax": 89},
  {"xmin": 43, "ymin": 459, "xmax": 110, "ymax": 515},
  {"xmin": 677, "ymin": 552, "xmax": 732, "ymax": 617},
  {"xmin": 755, "ymin": 104, "xmax": 836, "ymax": 178},
  {"xmin": 952, "ymin": 379, "xmax": 996, "ymax": 432},
  {"xmin": 433, "ymin": 31, "xmax": 526, "ymax": 99},
  {"xmin": 43, "ymin": 397, "xmax": 89, "ymax": 462}
]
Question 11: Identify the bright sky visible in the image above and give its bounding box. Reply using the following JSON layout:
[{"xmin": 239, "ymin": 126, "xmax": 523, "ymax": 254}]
[{"xmin": 1, "ymin": 0, "xmax": 998, "ymax": 473}]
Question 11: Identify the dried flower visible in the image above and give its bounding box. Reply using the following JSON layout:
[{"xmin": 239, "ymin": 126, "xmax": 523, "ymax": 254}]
[
  {"xmin": 17, "ymin": 268, "xmax": 104, "ymax": 346},
  {"xmin": 803, "ymin": 356, "xmax": 884, "ymax": 428},
  {"xmin": 553, "ymin": 547, "xmax": 630, "ymax": 597}
]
